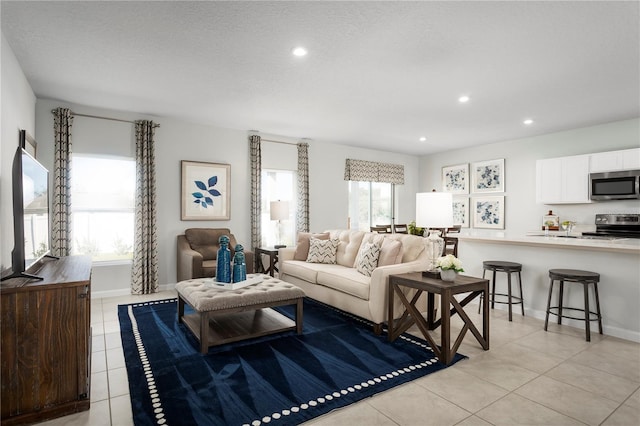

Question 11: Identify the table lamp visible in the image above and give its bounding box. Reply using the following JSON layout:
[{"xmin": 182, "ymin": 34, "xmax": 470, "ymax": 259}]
[
  {"xmin": 270, "ymin": 200, "xmax": 289, "ymax": 249},
  {"xmin": 415, "ymin": 191, "xmax": 453, "ymax": 275}
]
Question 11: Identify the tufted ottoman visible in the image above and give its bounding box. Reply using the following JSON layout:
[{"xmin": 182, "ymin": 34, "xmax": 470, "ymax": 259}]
[{"xmin": 175, "ymin": 275, "xmax": 305, "ymax": 353}]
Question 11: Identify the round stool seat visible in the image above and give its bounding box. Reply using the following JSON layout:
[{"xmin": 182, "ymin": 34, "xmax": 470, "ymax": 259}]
[
  {"xmin": 549, "ymin": 269, "xmax": 599, "ymax": 282},
  {"xmin": 483, "ymin": 261, "xmax": 522, "ymax": 272}
]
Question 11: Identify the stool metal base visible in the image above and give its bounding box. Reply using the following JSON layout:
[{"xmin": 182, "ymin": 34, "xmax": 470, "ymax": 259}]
[{"xmin": 544, "ymin": 270, "xmax": 602, "ymax": 342}]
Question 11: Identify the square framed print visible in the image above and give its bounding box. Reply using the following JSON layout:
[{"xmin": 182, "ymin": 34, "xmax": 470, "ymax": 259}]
[
  {"xmin": 181, "ymin": 160, "xmax": 230, "ymax": 220},
  {"xmin": 442, "ymin": 163, "xmax": 469, "ymax": 194},
  {"xmin": 472, "ymin": 196, "xmax": 505, "ymax": 229},
  {"xmin": 452, "ymin": 197, "xmax": 469, "ymax": 228},
  {"xmin": 471, "ymin": 158, "xmax": 505, "ymax": 193}
]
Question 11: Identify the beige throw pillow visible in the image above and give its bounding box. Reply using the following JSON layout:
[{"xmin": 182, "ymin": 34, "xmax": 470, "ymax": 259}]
[
  {"xmin": 378, "ymin": 239, "xmax": 403, "ymax": 266},
  {"xmin": 294, "ymin": 232, "xmax": 330, "ymax": 260}
]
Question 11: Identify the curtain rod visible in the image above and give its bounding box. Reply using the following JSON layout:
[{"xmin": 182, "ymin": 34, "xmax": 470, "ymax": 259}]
[
  {"xmin": 51, "ymin": 110, "xmax": 160, "ymax": 128},
  {"xmin": 260, "ymin": 138, "xmax": 298, "ymax": 146}
]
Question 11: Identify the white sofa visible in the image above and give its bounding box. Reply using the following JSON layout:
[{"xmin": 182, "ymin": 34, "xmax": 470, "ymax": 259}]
[{"xmin": 279, "ymin": 230, "xmax": 433, "ymax": 333}]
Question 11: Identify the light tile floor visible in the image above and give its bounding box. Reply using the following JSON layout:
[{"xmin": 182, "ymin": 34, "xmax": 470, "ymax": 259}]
[{"xmin": 38, "ymin": 290, "xmax": 639, "ymax": 426}]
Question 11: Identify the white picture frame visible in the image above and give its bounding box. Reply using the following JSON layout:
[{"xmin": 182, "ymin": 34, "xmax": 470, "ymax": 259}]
[
  {"xmin": 452, "ymin": 197, "xmax": 469, "ymax": 228},
  {"xmin": 442, "ymin": 163, "xmax": 469, "ymax": 194},
  {"xmin": 472, "ymin": 196, "xmax": 505, "ymax": 229},
  {"xmin": 181, "ymin": 160, "xmax": 231, "ymax": 220},
  {"xmin": 471, "ymin": 158, "xmax": 505, "ymax": 193}
]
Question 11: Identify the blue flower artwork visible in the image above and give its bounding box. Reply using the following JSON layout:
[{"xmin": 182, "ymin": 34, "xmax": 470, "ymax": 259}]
[
  {"xmin": 473, "ymin": 196, "xmax": 504, "ymax": 229},
  {"xmin": 192, "ymin": 175, "xmax": 222, "ymax": 208},
  {"xmin": 472, "ymin": 159, "xmax": 504, "ymax": 193},
  {"xmin": 442, "ymin": 164, "xmax": 469, "ymax": 194}
]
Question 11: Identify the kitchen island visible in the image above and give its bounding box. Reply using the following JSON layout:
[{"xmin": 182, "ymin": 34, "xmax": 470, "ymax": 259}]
[{"xmin": 456, "ymin": 231, "xmax": 640, "ymax": 342}]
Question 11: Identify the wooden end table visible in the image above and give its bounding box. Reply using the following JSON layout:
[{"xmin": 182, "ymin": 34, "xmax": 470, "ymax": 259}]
[
  {"xmin": 255, "ymin": 247, "xmax": 280, "ymax": 277},
  {"xmin": 388, "ymin": 272, "xmax": 490, "ymax": 364}
]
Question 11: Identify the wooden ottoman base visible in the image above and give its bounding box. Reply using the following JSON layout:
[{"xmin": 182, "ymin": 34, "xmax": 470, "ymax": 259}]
[{"xmin": 175, "ymin": 275, "xmax": 305, "ymax": 353}]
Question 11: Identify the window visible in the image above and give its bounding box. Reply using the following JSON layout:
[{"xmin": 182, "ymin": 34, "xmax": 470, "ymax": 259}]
[
  {"xmin": 261, "ymin": 169, "xmax": 296, "ymax": 247},
  {"xmin": 348, "ymin": 181, "xmax": 393, "ymax": 231},
  {"xmin": 71, "ymin": 155, "xmax": 135, "ymax": 262}
]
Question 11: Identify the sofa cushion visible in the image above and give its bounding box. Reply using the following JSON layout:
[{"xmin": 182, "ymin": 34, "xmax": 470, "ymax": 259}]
[
  {"xmin": 306, "ymin": 238, "xmax": 339, "ymax": 264},
  {"xmin": 293, "ymin": 232, "xmax": 330, "ymax": 260},
  {"xmin": 281, "ymin": 260, "xmax": 327, "ymax": 283},
  {"xmin": 378, "ymin": 238, "xmax": 404, "ymax": 266},
  {"xmin": 316, "ymin": 266, "xmax": 371, "ymax": 300},
  {"xmin": 330, "ymin": 230, "xmax": 365, "ymax": 267},
  {"xmin": 355, "ymin": 242, "xmax": 381, "ymax": 277}
]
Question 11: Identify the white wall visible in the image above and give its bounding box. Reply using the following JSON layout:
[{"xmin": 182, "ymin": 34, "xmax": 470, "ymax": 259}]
[
  {"xmin": 419, "ymin": 118, "xmax": 640, "ymax": 235},
  {"xmin": 1, "ymin": 32, "xmax": 36, "ymax": 272},
  {"xmin": 34, "ymin": 100, "xmax": 420, "ymax": 294}
]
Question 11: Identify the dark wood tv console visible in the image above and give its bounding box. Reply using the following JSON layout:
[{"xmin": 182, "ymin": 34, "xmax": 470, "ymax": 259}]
[{"xmin": 1, "ymin": 256, "xmax": 92, "ymax": 425}]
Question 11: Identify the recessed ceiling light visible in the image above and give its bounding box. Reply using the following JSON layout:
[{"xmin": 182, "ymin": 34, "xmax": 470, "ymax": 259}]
[
  {"xmin": 458, "ymin": 95, "xmax": 470, "ymax": 103},
  {"xmin": 523, "ymin": 119, "xmax": 534, "ymax": 125},
  {"xmin": 292, "ymin": 47, "xmax": 308, "ymax": 57},
  {"xmin": 419, "ymin": 137, "xmax": 427, "ymax": 142}
]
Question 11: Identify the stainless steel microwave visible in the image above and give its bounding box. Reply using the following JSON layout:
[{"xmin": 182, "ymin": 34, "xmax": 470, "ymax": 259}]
[{"xmin": 589, "ymin": 170, "xmax": 640, "ymax": 201}]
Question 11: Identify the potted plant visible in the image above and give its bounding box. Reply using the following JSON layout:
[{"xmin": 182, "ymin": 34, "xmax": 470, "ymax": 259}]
[{"xmin": 436, "ymin": 254, "xmax": 464, "ymax": 281}]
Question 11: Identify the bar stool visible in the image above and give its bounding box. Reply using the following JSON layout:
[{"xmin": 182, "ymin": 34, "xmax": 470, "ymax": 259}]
[
  {"xmin": 544, "ymin": 269, "xmax": 602, "ymax": 342},
  {"xmin": 478, "ymin": 260, "xmax": 524, "ymax": 321}
]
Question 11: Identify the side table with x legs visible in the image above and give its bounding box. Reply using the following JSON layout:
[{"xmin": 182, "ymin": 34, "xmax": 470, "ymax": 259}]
[{"xmin": 388, "ymin": 272, "xmax": 490, "ymax": 365}]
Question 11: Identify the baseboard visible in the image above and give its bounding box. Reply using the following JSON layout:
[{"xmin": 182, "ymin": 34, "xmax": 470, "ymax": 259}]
[
  {"xmin": 475, "ymin": 301, "xmax": 640, "ymax": 343},
  {"xmin": 92, "ymin": 283, "xmax": 176, "ymax": 299}
]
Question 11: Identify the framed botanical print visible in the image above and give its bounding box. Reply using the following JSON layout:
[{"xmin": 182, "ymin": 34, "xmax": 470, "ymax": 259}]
[
  {"xmin": 472, "ymin": 196, "xmax": 505, "ymax": 229},
  {"xmin": 181, "ymin": 160, "xmax": 230, "ymax": 220},
  {"xmin": 452, "ymin": 197, "xmax": 469, "ymax": 228},
  {"xmin": 471, "ymin": 158, "xmax": 505, "ymax": 193},
  {"xmin": 442, "ymin": 163, "xmax": 469, "ymax": 194}
]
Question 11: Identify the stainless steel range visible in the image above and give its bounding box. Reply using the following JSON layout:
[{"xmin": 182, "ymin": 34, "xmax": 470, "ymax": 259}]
[{"xmin": 582, "ymin": 214, "xmax": 640, "ymax": 239}]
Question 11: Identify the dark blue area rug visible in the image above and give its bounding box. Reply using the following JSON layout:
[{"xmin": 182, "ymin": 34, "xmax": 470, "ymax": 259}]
[{"xmin": 118, "ymin": 297, "xmax": 465, "ymax": 426}]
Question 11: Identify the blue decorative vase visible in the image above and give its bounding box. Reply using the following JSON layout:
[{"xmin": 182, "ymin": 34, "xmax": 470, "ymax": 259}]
[
  {"xmin": 232, "ymin": 244, "xmax": 247, "ymax": 283},
  {"xmin": 216, "ymin": 235, "xmax": 231, "ymax": 283}
]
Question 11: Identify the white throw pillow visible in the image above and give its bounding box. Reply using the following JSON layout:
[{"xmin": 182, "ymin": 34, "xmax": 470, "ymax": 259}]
[
  {"xmin": 306, "ymin": 237, "xmax": 339, "ymax": 264},
  {"xmin": 355, "ymin": 242, "xmax": 381, "ymax": 277}
]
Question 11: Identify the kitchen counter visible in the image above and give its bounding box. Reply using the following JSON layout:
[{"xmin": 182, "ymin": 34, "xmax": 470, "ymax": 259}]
[
  {"xmin": 455, "ymin": 231, "xmax": 640, "ymax": 254},
  {"xmin": 454, "ymin": 230, "xmax": 639, "ymax": 342}
]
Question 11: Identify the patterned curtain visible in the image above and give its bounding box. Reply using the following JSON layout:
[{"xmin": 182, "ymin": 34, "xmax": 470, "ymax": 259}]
[
  {"xmin": 131, "ymin": 121, "xmax": 158, "ymax": 294},
  {"xmin": 344, "ymin": 159, "xmax": 404, "ymax": 184},
  {"xmin": 249, "ymin": 135, "xmax": 262, "ymax": 250},
  {"xmin": 297, "ymin": 142, "xmax": 310, "ymax": 233},
  {"xmin": 51, "ymin": 107, "xmax": 74, "ymax": 257}
]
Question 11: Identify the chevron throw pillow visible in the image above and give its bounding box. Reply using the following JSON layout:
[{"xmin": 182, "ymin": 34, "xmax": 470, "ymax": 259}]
[
  {"xmin": 306, "ymin": 237, "xmax": 339, "ymax": 264},
  {"xmin": 355, "ymin": 242, "xmax": 381, "ymax": 277}
]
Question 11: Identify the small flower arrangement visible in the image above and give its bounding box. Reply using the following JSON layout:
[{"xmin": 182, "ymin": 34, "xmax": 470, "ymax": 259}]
[{"xmin": 436, "ymin": 254, "xmax": 464, "ymax": 273}]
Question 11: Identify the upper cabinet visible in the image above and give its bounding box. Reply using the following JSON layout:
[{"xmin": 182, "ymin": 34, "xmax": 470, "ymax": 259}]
[
  {"xmin": 589, "ymin": 148, "xmax": 640, "ymax": 173},
  {"xmin": 536, "ymin": 155, "xmax": 591, "ymax": 204}
]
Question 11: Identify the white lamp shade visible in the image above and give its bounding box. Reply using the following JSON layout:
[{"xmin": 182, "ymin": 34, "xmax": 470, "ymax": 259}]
[
  {"xmin": 270, "ymin": 200, "xmax": 289, "ymax": 221},
  {"xmin": 415, "ymin": 192, "xmax": 454, "ymax": 228}
]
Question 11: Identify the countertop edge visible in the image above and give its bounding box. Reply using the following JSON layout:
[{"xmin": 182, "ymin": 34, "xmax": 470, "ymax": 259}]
[{"xmin": 456, "ymin": 234, "xmax": 640, "ymax": 254}]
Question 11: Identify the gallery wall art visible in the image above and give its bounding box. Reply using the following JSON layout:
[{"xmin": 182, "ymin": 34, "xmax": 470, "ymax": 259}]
[
  {"xmin": 442, "ymin": 163, "xmax": 469, "ymax": 194},
  {"xmin": 471, "ymin": 158, "xmax": 504, "ymax": 193}
]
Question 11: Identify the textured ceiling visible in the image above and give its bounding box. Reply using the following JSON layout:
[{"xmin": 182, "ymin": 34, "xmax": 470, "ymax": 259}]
[{"xmin": 2, "ymin": 1, "xmax": 639, "ymax": 155}]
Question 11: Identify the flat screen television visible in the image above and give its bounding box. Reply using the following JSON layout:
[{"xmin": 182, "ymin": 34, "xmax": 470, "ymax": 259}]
[{"xmin": 1, "ymin": 144, "xmax": 52, "ymax": 281}]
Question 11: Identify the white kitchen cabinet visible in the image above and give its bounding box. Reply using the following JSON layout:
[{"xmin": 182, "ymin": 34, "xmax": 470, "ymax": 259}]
[
  {"xmin": 536, "ymin": 155, "xmax": 591, "ymax": 204},
  {"xmin": 589, "ymin": 148, "xmax": 640, "ymax": 173}
]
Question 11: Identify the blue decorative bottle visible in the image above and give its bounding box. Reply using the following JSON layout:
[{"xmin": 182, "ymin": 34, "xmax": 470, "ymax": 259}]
[
  {"xmin": 232, "ymin": 244, "xmax": 247, "ymax": 283},
  {"xmin": 216, "ymin": 235, "xmax": 231, "ymax": 283}
]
